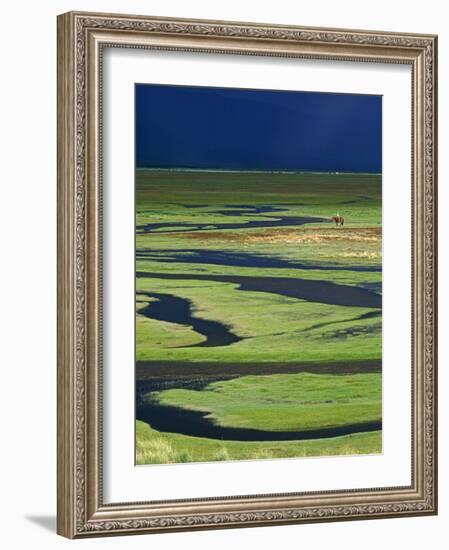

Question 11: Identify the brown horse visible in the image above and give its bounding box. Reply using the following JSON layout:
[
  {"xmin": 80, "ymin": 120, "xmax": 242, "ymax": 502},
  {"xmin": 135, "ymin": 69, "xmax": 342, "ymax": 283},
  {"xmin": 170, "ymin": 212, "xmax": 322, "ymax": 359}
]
[{"xmin": 331, "ymin": 215, "xmax": 344, "ymax": 227}]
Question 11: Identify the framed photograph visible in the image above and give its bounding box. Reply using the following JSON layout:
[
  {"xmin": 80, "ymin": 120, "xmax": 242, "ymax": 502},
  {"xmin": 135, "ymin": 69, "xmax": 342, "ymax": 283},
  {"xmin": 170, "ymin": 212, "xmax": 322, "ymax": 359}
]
[{"xmin": 57, "ymin": 11, "xmax": 438, "ymax": 538}]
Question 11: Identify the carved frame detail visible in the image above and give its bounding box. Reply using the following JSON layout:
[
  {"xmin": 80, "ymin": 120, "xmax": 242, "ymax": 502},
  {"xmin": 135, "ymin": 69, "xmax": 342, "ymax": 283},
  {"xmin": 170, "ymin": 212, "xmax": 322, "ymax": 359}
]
[{"xmin": 57, "ymin": 11, "xmax": 437, "ymax": 538}]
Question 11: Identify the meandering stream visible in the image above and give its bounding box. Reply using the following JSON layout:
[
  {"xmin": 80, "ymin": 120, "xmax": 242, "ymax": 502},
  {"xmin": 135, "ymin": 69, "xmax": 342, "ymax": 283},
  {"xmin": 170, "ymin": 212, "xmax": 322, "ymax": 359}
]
[
  {"xmin": 136, "ymin": 205, "xmax": 382, "ymax": 442},
  {"xmin": 138, "ymin": 291, "xmax": 241, "ymax": 347},
  {"xmin": 137, "ymin": 249, "xmax": 381, "ymax": 273},
  {"xmin": 137, "ymin": 204, "xmax": 327, "ymax": 234},
  {"xmin": 136, "ymin": 378, "xmax": 381, "ymax": 442},
  {"xmin": 137, "ymin": 271, "xmax": 381, "ymax": 309}
]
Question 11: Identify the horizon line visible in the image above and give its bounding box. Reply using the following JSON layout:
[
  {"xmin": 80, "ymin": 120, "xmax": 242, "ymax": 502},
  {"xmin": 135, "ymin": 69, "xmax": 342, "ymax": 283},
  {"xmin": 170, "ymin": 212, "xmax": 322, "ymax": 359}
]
[{"xmin": 136, "ymin": 167, "xmax": 381, "ymax": 176}]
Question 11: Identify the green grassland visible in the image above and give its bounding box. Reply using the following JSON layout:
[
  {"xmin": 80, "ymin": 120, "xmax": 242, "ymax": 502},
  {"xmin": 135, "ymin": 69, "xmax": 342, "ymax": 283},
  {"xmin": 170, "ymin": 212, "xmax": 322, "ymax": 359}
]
[
  {"xmin": 136, "ymin": 282, "xmax": 380, "ymax": 364},
  {"xmin": 136, "ymin": 420, "xmax": 382, "ymax": 465},
  {"xmin": 148, "ymin": 373, "xmax": 381, "ymax": 431},
  {"xmin": 135, "ymin": 170, "xmax": 382, "ymax": 463},
  {"xmin": 136, "ymin": 170, "xmax": 381, "ymax": 270}
]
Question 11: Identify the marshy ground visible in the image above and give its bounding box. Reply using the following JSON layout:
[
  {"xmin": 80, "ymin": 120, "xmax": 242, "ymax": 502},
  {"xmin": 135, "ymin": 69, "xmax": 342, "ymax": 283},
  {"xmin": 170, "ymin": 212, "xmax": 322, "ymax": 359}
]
[{"xmin": 135, "ymin": 170, "xmax": 382, "ymax": 464}]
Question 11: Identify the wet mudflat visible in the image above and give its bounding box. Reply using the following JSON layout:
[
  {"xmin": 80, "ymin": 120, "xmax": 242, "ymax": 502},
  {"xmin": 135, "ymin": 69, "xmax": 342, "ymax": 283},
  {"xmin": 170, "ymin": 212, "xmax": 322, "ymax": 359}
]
[{"xmin": 136, "ymin": 359, "xmax": 382, "ymax": 381}]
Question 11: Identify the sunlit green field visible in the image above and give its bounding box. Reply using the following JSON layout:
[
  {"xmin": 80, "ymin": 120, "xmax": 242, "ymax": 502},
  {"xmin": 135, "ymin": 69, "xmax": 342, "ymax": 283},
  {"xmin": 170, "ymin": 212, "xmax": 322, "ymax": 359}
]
[
  {"xmin": 148, "ymin": 373, "xmax": 381, "ymax": 431},
  {"xmin": 135, "ymin": 170, "xmax": 382, "ymax": 464},
  {"xmin": 136, "ymin": 420, "xmax": 382, "ymax": 465}
]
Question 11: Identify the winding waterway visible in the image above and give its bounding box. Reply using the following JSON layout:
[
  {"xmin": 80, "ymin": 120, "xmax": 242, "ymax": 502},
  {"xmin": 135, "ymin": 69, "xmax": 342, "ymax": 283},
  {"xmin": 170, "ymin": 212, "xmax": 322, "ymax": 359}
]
[
  {"xmin": 136, "ymin": 379, "xmax": 382, "ymax": 442},
  {"xmin": 136, "ymin": 205, "xmax": 382, "ymax": 442},
  {"xmin": 137, "ymin": 271, "xmax": 381, "ymax": 309},
  {"xmin": 136, "ymin": 249, "xmax": 381, "ymax": 273},
  {"xmin": 137, "ymin": 204, "xmax": 327, "ymax": 234},
  {"xmin": 138, "ymin": 291, "xmax": 241, "ymax": 347},
  {"xmin": 138, "ymin": 290, "xmax": 380, "ymax": 348}
]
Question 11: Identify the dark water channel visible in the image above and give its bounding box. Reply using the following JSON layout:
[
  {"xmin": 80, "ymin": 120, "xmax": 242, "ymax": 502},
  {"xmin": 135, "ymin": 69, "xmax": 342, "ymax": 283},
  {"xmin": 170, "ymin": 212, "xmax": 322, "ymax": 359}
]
[
  {"xmin": 138, "ymin": 291, "xmax": 241, "ymax": 347},
  {"xmin": 137, "ymin": 271, "xmax": 381, "ymax": 309},
  {"xmin": 136, "ymin": 378, "xmax": 381, "ymax": 442},
  {"xmin": 136, "ymin": 203, "xmax": 382, "ymax": 442},
  {"xmin": 137, "ymin": 204, "xmax": 327, "ymax": 234},
  {"xmin": 137, "ymin": 249, "xmax": 381, "ymax": 273}
]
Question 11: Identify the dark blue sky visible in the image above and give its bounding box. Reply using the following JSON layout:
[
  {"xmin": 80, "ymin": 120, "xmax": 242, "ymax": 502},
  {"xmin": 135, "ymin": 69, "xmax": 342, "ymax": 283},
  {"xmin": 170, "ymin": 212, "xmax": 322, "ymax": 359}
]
[{"xmin": 135, "ymin": 84, "xmax": 382, "ymax": 173}]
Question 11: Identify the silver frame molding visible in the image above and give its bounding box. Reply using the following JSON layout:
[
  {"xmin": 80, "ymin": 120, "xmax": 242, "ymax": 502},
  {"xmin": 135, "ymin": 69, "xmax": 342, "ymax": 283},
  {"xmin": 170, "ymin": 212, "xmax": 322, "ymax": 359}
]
[{"xmin": 57, "ymin": 11, "xmax": 438, "ymax": 538}]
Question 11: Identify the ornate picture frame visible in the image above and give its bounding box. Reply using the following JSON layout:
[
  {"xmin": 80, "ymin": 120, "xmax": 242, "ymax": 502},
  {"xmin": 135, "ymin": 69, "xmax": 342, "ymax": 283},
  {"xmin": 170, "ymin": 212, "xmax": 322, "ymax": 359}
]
[{"xmin": 57, "ymin": 11, "xmax": 437, "ymax": 538}]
